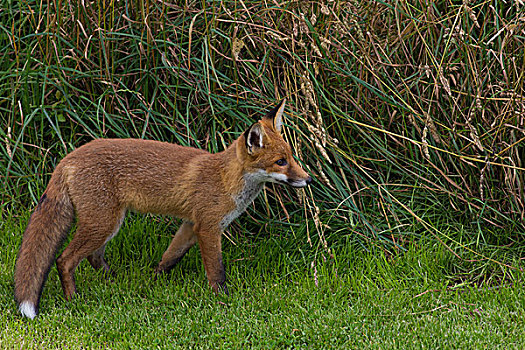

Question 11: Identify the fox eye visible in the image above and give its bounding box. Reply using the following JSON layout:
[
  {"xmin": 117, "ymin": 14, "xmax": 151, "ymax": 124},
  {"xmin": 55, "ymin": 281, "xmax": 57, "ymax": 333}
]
[{"xmin": 275, "ymin": 158, "xmax": 287, "ymax": 166}]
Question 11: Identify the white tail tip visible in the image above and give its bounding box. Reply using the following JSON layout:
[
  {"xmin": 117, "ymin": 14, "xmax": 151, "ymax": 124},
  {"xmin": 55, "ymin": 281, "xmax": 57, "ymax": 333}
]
[{"xmin": 19, "ymin": 301, "xmax": 37, "ymax": 319}]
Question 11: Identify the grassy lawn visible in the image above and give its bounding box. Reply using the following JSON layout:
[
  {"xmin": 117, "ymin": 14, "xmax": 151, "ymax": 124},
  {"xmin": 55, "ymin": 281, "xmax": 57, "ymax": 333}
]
[{"xmin": 1, "ymin": 213, "xmax": 523, "ymax": 349}]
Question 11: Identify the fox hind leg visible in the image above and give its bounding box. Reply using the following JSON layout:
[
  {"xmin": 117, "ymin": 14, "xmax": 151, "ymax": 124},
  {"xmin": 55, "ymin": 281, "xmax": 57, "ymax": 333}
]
[
  {"xmin": 87, "ymin": 211, "xmax": 125, "ymax": 276},
  {"xmin": 87, "ymin": 245, "xmax": 112, "ymax": 275},
  {"xmin": 56, "ymin": 209, "xmax": 125, "ymax": 300}
]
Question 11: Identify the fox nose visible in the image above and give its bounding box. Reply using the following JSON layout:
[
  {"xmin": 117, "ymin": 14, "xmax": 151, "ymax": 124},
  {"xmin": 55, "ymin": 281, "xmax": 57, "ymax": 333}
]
[{"xmin": 306, "ymin": 176, "xmax": 313, "ymax": 185}]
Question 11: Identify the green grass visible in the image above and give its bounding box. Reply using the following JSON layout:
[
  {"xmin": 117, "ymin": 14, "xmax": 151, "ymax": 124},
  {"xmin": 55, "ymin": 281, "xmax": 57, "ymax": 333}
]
[{"xmin": 1, "ymin": 213, "xmax": 524, "ymax": 349}]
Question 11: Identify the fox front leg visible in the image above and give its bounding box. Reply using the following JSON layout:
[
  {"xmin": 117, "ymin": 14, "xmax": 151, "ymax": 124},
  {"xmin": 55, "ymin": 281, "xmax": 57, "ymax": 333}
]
[
  {"xmin": 155, "ymin": 221, "xmax": 197, "ymax": 275},
  {"xmin": 194, "ymin": 223, "xmax": 227, "ymax": 294}
]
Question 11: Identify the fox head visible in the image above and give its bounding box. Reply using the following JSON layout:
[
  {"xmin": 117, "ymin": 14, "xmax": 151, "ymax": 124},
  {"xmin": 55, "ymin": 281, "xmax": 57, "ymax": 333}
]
[{"xmin": 239, "ymin": 99, "xmax": 312, "ymax": 188}]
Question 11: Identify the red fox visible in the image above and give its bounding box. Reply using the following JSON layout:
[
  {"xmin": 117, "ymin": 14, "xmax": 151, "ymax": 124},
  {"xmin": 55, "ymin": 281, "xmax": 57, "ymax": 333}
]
[{"xmin": 14, "ymin": 100, "xmax": 312, "ymax": 319}]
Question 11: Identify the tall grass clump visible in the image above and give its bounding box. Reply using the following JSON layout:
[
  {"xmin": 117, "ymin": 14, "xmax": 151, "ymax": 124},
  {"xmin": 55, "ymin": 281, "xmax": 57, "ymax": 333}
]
[{"xmin": 1, "ymin": 1, "xmax": 524, "ymax": 281}]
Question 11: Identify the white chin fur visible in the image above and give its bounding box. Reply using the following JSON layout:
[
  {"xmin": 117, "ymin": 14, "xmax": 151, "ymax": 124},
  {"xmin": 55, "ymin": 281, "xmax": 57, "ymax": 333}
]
[
  {"xmin": 19, "ymin": 301, "xmax": 37, "ymax": 319},
  {"xmin": 267, "ymin": 172, "xmax": 307, "ymax": 188},
  {"xmin": 267, "ymin": 172, "xmax": 289, "ymax": 183},
  {"xmin": 256, "ymin": 170, "xmax": 307, "ymax": 188},
  {"xmin": 289, "ymin": 180, "xmax": 307, "ymax": 188}
]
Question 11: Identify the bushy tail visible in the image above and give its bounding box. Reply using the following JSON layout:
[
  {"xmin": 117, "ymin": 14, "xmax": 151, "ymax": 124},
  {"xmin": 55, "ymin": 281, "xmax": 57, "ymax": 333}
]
[{"xmin": 14, "ymin": 168, "xmax": 74, "ymax": 319}]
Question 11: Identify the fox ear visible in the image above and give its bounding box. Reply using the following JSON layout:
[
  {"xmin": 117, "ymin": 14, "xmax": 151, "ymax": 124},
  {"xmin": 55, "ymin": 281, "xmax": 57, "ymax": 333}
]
[
  {"xmin": 263, "ymin": 99, "xmax": 286, "ymax": 133},
  {"xmin": 244, "ymin": 122, "xmax": 264, "ymax": 154}
]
